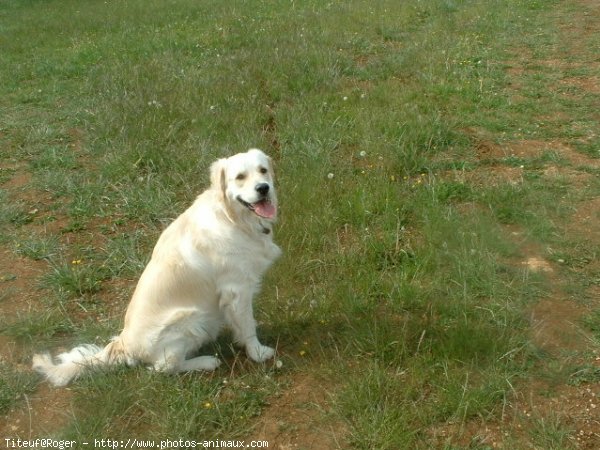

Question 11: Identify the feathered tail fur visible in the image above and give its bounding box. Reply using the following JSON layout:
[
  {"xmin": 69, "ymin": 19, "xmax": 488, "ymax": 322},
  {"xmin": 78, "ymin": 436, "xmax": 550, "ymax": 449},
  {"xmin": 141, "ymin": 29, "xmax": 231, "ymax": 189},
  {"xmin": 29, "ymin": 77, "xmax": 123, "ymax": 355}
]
[{"xmin": 32, "ymin": 337, "xmax": 128, "ymax": 387}]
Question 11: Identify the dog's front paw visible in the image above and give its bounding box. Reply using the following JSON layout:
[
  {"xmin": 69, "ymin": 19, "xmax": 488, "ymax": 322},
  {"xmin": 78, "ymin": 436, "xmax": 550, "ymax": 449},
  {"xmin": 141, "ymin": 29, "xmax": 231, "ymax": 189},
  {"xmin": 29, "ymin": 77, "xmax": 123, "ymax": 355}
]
[{"xmin": 247, "ymin": 344, "xmax": 275, "ymax": 363}]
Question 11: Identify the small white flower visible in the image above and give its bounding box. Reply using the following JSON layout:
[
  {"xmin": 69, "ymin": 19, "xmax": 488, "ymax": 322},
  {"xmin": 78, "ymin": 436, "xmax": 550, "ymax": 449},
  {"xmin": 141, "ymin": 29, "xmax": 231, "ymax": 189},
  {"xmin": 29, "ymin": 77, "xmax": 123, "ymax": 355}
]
[
  {"xmin": 343, "ymin": 96, "xmax": 348, "ymax": 101},
  {"xmin": 275, "ymin": 360, "xmax": 283, "ymax": 369},
  {"xmin": 327, "ymin": 173, "xmax": 334, "ymax": 179},
  {"xmin": 359, "ymin": 150, "xmax": 367, "ymax": 158}
]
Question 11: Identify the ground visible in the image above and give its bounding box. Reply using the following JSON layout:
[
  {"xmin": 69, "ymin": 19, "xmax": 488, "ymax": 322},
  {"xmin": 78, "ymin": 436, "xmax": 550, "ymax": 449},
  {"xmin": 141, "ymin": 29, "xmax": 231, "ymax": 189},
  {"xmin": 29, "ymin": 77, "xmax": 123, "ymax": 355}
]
[
  {"xmin": 1, "ymin": 0, "xmax": 600, "ymax": 448},
  {"xmin": 430, "ymin": 1, "xmax": 600, "ymax": 447}
]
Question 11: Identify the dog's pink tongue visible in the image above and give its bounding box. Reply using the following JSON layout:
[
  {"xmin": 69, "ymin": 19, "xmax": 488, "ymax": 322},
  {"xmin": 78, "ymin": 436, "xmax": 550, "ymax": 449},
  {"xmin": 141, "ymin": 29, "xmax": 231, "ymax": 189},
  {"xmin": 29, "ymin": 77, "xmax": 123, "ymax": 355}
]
[{"xmin": 254, "ymin": 201, "xmax": 276, "ymax": 219}]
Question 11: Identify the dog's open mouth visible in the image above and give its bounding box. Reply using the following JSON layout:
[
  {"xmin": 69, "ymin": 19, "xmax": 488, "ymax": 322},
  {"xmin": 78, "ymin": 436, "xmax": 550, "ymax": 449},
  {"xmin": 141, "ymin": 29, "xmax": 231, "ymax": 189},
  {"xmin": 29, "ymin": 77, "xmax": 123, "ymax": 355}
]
[{"xmin": 237, "ymin": 197, "xmax": 276, "ymax": 219}]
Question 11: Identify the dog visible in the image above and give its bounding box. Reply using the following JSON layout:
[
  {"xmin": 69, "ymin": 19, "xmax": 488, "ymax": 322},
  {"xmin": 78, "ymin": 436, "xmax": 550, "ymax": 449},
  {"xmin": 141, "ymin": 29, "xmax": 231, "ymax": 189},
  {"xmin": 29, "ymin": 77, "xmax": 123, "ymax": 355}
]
[{"xmin": 33, "ymin": 149, "xmax": 281, "ymax": 386}]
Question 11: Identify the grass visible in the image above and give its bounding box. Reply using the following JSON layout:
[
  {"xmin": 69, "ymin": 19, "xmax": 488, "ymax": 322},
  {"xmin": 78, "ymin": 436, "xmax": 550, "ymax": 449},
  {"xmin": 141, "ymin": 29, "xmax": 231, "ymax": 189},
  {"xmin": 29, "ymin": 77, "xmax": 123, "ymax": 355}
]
[
  {"xmin": 1, "ymin": 0, "xmax": 599, "ymax": 447},
  {"xmin": 0, "ymin": 363, "xmax": 37, "ymax": 415},
  {"xmin": 61, "ymin": 364, "xmax": 279, "ymax": 441}
]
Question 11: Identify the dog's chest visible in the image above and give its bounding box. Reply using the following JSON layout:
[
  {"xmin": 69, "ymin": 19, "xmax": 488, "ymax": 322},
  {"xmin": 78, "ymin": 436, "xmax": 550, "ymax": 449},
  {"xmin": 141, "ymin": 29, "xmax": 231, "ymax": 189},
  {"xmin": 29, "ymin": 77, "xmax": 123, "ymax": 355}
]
[
  {"xmin": 179, "ymin": 227, "xmax": 280, "ymax": 278},
  {"xmin": 226, "ymin": 233, "xmax": 281, "ymax": 274}
]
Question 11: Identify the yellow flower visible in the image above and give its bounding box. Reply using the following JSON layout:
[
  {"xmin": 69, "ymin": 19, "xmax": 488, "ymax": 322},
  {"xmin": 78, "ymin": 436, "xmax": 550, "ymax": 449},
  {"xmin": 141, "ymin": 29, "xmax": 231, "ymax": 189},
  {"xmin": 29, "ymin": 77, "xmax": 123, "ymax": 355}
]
[
  {"xmin": 203, "ymin": 402, "xmax": 213, "ymax": 409},
  {"xmin": 71, "ymin": 259, "xmax": 82, "ymax": 265},
  {"xmin": 299, "ymin": 350, "xmax": 307, "ymax": 357}
]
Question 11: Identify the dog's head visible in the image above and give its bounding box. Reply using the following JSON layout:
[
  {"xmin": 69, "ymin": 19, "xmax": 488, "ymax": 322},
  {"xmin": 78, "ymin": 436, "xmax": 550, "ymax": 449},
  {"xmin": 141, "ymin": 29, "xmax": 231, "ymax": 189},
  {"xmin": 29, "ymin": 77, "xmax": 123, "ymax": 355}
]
[{"xmin": 210, "ymin": 149, "xmax": 277, "ymax": 222}]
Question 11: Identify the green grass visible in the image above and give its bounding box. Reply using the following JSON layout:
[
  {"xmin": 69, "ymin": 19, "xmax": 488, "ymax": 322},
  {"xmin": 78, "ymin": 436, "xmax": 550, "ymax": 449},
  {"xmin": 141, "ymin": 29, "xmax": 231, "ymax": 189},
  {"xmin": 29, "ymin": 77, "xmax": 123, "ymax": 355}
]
[
  {"xmin": 62, "ymin": 365, "xmax": 279, "ymax": 441},
  {"xmin": 1, "ymin": 310, "xmax": 76, "ymax": 344},
  {"xmin": 1, "ymin": 0, "xmax": 599, "ymax": 447},
  {"xmin": 0, "ymin": 363, "xmax": 37, "ymax": 414},
  {"xmin": 14, "ymin": 234, "xmax": 60, "ymax": 261}
]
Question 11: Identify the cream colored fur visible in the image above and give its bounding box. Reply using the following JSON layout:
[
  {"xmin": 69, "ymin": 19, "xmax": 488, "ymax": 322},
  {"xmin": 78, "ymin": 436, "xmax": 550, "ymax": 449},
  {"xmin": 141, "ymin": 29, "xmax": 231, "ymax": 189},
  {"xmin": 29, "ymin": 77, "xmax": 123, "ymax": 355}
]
[{"xmin": 33, "ymin": 149, "xmax": 281, "ymax": 387}]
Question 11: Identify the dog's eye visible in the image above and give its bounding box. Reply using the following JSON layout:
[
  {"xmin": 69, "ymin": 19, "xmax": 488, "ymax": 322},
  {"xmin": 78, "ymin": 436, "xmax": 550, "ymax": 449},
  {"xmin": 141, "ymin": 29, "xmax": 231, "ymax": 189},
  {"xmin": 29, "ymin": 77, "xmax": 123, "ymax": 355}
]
[
  {"xmin": 259, "ymin": 167, "xmax": 268, "ymax": 174},
  {"xmin": 236, "ymin": 173, "xmax": 246, "ymax": 181}
]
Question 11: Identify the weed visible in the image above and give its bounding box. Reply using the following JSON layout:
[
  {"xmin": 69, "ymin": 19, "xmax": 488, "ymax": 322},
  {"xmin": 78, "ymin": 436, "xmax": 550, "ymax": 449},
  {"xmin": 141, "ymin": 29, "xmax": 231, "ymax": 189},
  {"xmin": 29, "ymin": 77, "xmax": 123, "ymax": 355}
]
[
  {"xmin": 528, "ymin": 413, "xmax": 576, "ymax": 450},
  {"xmin": 43, "ymin": 259, "xmax": 110, "ymax": 297},
  {"xmin": 14, "ymin": 235, "xmax": 60, "ymax": 261}
]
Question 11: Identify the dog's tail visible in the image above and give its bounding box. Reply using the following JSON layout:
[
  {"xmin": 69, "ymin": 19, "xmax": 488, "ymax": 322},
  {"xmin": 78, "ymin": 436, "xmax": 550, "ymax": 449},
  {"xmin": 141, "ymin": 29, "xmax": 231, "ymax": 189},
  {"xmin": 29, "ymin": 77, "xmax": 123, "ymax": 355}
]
[{"xmin": 32, "ymin": 337, "xmax": 128, "ymax": 387}]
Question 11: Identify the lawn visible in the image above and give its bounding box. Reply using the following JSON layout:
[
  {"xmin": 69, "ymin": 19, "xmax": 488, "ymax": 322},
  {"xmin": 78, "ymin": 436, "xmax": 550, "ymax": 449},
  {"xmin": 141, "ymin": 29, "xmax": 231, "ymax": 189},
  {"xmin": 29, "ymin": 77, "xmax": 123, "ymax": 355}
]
[{"xmin": 1, "ymin": 0, "xmax": 600, "ymax": 448}]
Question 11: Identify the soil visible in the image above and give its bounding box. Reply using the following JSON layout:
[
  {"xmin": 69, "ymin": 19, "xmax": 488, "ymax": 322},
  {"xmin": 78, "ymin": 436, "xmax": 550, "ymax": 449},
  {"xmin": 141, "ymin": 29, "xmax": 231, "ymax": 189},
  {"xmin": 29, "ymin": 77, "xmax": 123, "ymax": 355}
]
[
  {"xmin": 249, "ymin": 373, "xmax": 348, "ymax": 450},
  {"xmin": 431, "ymin": 1, "xmax": 600, "ymax": 446},
  {"xmin": 0, "ymin": 163, "xmax": 76, "ymax": 438},
  {"xmin": 1, "ymin": 0, "xmax": 599, "ymax": 448}
]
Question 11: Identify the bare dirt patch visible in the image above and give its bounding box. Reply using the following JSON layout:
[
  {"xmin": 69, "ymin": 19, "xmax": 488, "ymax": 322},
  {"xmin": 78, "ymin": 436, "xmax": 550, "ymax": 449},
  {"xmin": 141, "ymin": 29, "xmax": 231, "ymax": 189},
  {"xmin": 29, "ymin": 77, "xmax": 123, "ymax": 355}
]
[
  {"xmin": 572, "ymin": 197, "xmax": 600, "ymax": 241},
  {"xmin": 0, "ymin": 384, "xmax": 74, "ymax": 440},
  {"xmin": 250, "ymin": 373, "xmax": 347, "ymax": 450},
  {"xmin": 530, "ymin": 295, "xmax": 590, "ymax": 354},
  {"xmin": 0, "ymin": 252, "xmax": 46, "ymax": 317},
  {"xmin": 461, "ymin": 137, "xmax": 599, "ymax": 190},
  {"xmin": 476, "ymin": 139, "xmax": 598, "ymax": 167},
  {"xmin": 560, "ymin": 76, "xmax": 600, "ymax": 95}
]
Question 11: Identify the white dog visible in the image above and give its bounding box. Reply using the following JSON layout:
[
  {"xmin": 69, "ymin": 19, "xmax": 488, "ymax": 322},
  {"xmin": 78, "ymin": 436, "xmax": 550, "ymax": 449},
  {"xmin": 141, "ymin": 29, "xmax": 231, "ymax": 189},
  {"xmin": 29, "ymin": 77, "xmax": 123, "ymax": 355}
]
[{"xmin": 33, "ymin": 149, "xmax": 281, "ymax": 387}]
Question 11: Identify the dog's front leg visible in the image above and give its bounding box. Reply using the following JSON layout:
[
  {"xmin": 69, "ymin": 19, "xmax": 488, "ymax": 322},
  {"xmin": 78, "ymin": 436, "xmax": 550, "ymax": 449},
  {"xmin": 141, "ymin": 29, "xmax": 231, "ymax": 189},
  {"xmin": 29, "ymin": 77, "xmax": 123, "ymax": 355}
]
[{"xmin": 220, "ymin": 289, "xmax": 275, "ymax": 362}]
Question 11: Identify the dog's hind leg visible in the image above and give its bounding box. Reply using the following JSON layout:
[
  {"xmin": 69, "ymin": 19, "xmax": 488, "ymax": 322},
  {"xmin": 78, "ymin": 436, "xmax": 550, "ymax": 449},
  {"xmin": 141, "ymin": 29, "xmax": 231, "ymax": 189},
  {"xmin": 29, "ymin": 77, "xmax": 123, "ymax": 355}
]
[
  {"xmin": 152, "ymin": 352, "xmax": 221, "ymax": 373},
  {"xmin": 178, "ymin": 356, "xmax": 221, "ymax": 372},
  {"xmin": 151, "ymin": 307, "xmax": 222, "ymax": 373}
]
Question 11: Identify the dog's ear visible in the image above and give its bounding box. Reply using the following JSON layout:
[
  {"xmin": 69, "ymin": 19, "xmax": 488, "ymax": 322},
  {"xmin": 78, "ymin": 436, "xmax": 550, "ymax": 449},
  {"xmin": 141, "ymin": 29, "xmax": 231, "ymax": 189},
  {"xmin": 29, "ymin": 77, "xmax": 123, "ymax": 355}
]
[{"xmin": 209, "ymin": 158, "xmax": 227, "ymax": 198}]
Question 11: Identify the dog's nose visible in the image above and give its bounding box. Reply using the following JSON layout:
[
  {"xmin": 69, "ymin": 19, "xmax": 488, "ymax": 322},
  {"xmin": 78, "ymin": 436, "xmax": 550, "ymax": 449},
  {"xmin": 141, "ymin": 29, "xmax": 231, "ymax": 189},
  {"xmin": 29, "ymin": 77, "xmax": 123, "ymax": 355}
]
[{"xmin": 255, "ymin": 183, "xmax": 270, "ymax": 196}]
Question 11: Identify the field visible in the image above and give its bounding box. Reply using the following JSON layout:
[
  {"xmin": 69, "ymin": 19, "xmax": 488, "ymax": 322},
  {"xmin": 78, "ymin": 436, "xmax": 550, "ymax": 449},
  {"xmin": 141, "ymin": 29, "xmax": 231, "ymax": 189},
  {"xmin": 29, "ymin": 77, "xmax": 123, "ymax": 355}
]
[{"xmin": 1, "ymin": 0, "xmax": 599, "ymax": 448}]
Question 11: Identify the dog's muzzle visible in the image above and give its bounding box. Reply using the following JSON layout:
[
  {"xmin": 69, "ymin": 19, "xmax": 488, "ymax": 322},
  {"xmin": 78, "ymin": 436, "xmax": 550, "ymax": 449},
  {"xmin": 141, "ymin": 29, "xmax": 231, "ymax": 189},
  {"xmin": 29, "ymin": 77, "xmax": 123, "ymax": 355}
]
[{"xmin": 236, "ymin": 183, "xmax": 276, "ymax": 219}]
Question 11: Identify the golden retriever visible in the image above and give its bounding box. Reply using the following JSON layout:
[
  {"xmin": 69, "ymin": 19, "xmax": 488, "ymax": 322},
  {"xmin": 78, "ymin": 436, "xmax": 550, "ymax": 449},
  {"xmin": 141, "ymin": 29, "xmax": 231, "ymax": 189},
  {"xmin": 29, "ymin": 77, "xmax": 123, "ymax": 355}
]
[{"xmin": 33, "ymin": 149, "xmax": 281, "ymax": 386}]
